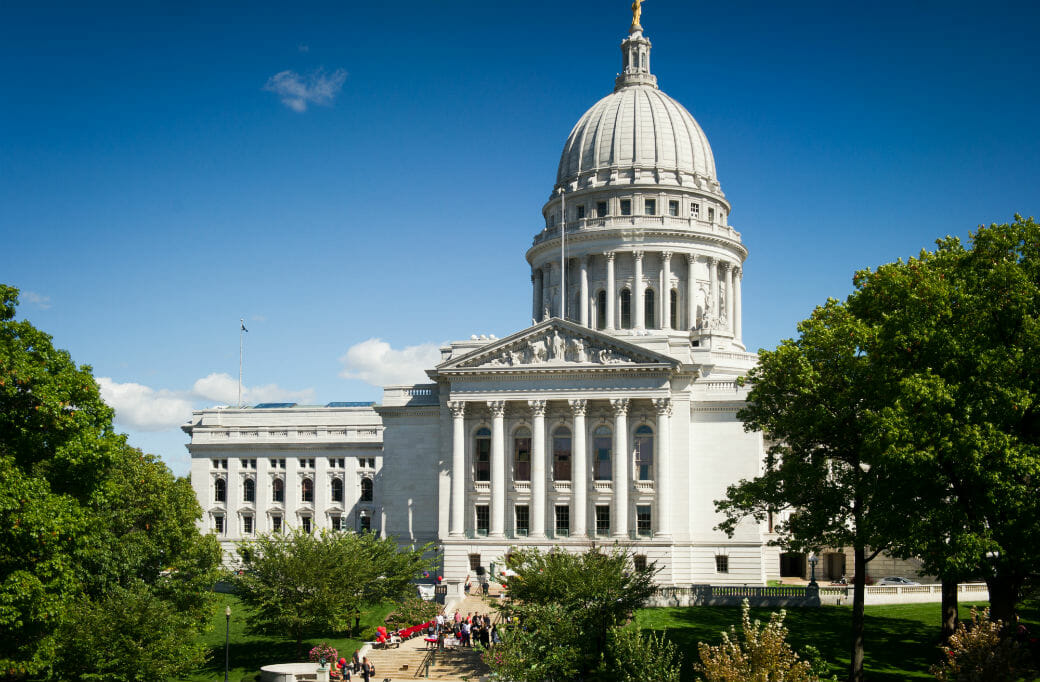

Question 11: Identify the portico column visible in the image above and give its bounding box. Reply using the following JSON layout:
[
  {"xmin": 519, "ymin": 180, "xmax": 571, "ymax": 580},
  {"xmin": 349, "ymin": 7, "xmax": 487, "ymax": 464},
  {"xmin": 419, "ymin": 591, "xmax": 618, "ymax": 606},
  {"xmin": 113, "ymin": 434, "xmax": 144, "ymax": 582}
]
[
  {"xmin": 686, "ymin": 254, "xmax": 697, "ymax": 329},
  {"xmin": 708, "ymin": 257, "xmax": 719, "ymax": 323},
  {"xmin": 579, "ymin": 256, "xmax": 589, "ymax": 327},
  {"xmin": 569, "ymin": 399, "xmax": 588, "ymax": 537},
  {"xmin": 653, "ymin": 398, "xmax": 672, "ymax": 537},
  {"xmin": 661, "ymin": 251, "xmax": 672, "ymax": 330},
  {"xmin": 605, "ymin": 252, "xmax": 616, "ymax": 330},
  {"xmin": 532, "ymin": 270, "xmax": 543, "ymax": 323},
  {"xmin": 488, "ymin": 401, "xmax": 506, "ymax": 537},
  {"xmin": 734, "ymin": 266, "xmax": 743, "ymax": 343},
  {"xmin": 634, "ymin": 251, "xmax": 645, "ymax": 330},
  {"xmin": 723, "ymin": 261, "xmax": 734, "ymax": 332},
  {"xmin": 610, "ymin": 398, "xmax": 630, "ymax": 538},
  {"xmin": 529, "ymin": 400, "xmax": 547, "ymax": 538},
  {"xmin": 448, "ymin": 401, "xmax": 466, "ymax": 537}
]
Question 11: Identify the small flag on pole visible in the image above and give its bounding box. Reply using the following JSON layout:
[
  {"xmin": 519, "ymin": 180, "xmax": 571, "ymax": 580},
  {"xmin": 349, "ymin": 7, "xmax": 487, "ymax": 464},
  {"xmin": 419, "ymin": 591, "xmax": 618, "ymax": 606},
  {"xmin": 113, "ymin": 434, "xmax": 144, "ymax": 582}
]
[{"xmin": 241, "ymin": 321, "xmax": 249, "ymax": 332}]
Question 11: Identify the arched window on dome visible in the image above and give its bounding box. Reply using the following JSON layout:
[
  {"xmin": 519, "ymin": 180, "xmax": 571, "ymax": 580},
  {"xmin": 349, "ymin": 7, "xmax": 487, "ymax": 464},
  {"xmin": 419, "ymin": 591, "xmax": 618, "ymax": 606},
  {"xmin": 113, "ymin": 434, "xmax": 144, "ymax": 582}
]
[
  {"xmin": 634, "ymin": 424, "xmax": 654, "ymax": 481},
  {"xmin": 301, "ymin": 477, "xmax": 314, "ymax": 503},
  {"xmin": 644, "ymin": 289, "xmax": 656, "ymax": 329},
  {"xmin": 474, "ymin": 427, "xmax": 491, "ymax": 482},
  {"xmin": 513, "ymin": 427, "xmax": 531, "ymax": 481},
  {"xmin": 670, "ymin": 289, "xmax": 680, "ymax": 330},
  {"xmin": 596, "ymin": 290, "xmax": 607, "ymax": 329},
  {"xmin": 593, "ymin": 426, "xmax": 612, "ymax": 480},
  {"xmin": 552, "ymin": 426, "xmax": 572, "ymax": 481},
  {"xmin": 620, "ymin": 289, "xmax": 632, "ymax": 329},
  {"xmin": 243, "ymin": 477, "xmax": 255, "ymax": 503}
]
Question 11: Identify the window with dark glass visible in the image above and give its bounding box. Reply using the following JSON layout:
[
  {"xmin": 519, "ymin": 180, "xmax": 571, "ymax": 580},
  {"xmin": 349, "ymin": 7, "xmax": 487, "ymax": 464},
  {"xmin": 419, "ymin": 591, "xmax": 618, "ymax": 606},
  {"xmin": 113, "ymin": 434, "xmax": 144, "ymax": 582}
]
[
  {"xmin": 552, "ymin": 426, "xmax": 572, "ymax": 480},
  {"xmin": 555, "ymin": 505, "xmax": 570, "ymax": 536},
  {"xmin": 620, "ymin": 289, "xmax": 632, "ymax": 329},
  {"xmin": 715, "ymin": 555, "xmax": 729, "ymax": 573},
  {"xmin": 668, "ymin": 200, "xmax": 679, "ymax": 216},
  {"xmin": 213, "ymin": 514, "xmax": 224, "ymax": 534},
  {"xmin": 301, "ymin": 477, "xmax": 314, "ymax": 503},
  {"xmin": 597, "ymin": 201, "xmax": 608, "ymax": 217},
  {"xmin": 593, "ymin": 426, "xmax": 612, "ymax": 480},
  {"xmin": 272, "ymin": 514, "xmax": 282, "ymax": 533},
  {"xmin": 595, "ymin": 505, "xmax": 610, "ymax": 535},
  {"xmin": 474, "ymin": 427, "xmax": 491, "ymax": 482},
  {"xmin": 214, "ymin": 478, "xmax": 227, "ymax": 503},
  {"xmin": 272, "ymin": 477, "xmax": 284, "ymax": 503},
  {"xmin": 708, "ymin": 207, "xmax": 715, "ymax": 222},
  {"xmin": 645, "ymin": 198, "xmax": 656, "ymax": 215},
  {"xmin": 513, "ymin": 427, "xmax": 531, "ymax": 481},
  {"xmin": 475, "ymin": 505, "xmax": 490, "ymax": 536},
  {"xmin": 670, "ymin": 290, "xmax": 679, "ymax": 329},
  {"xmin": 576, "ymin": 204, "xmax": 585, "ymax": 219},
  {"xmin": 358, "ymin": 513, "xmax": 371, "ymax": 532},
  {"xmin": 243, "ymin": 477, "xmax": 255, "ymax": 503},
  {"xmin": 302, "ymin": 516, "xmax": 312, "ymax": 533},
  {"xmin": 644, "ymin": 289, "xmax": 656, "ymax": 328},
  {"xmin": 596, "ymin": 290, "xmax": 607, "ymax": 329},
  {"xmin": 469, "ymin": 553, "xmax": 482, "ymax": 571},
  {"xmin": 331, "ymin": 477, "xmax": 344, "ymax": 503},
  {"xmin": 636, "ymin": 505, "xmax": 652, "ymax": 536},
  {"xmin": 634, "ymin": 425, "xmax": 654, "ymax": 480},
  {"xmin": 633, "ymin": 554, "xmax": 648, "ymax": 571},
  {"xmin": 620, "ymin": 199, "xmax": 632, "ymax": 216},
  {"xmin": 515, "ymin": 505, "xmax": 530, "ymax": 536},
  {"xmin": 360, "ymin": 477, "xmax": 373, "ymax": 502},
  {"xmin": 331, "ymin": 515, "xmax": 343, "ymax": 531},
  {"xmin": 242, "ymin": 514, "xmax": 253, "ymax": 535}
]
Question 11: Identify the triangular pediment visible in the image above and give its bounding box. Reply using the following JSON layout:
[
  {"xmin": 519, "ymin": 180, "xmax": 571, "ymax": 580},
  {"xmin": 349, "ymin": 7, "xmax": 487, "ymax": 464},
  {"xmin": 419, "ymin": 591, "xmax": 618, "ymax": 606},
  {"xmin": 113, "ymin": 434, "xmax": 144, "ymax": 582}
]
[{"xmin": 436, "ymin": 318, "xmax": 679, "ymax": 373}]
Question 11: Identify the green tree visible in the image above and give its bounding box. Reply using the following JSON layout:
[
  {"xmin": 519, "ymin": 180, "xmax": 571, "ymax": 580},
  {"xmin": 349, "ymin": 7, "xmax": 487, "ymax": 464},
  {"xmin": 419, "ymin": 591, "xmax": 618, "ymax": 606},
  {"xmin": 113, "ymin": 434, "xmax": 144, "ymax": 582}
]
[
  {"xmin": 0, "ymin": 284, "xmax": 222, "ymax": 681},
  {"xmin": 487, "ymin": 546, "xmax": 674, "ymax": 682},
  {"xmin": 234, "ymin": 528, "xmax": 435, "ymax": 657},
  {"xmin": 716, "ymin": 299, "xmax": 890, "ymax": 682}
]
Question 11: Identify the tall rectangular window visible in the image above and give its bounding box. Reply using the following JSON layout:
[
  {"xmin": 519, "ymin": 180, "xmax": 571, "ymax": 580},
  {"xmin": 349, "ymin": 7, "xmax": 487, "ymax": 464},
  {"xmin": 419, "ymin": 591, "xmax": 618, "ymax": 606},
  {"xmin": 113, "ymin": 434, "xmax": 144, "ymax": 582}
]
[
  {"xmin": 213, "ymin": 514, "xmax": 224, "ymax": 535},
  {"xmin": 708, "ymin": 207, "xmax": 715, "ymax": 222},
  {"xmin": 469, "ymin": 554, "xmax": 482, "ymax": 571},
  {"xmin": 475, "ymin": 505, "xmax": 490, "ymax": 536},
  {"xmin": 331, "ymin": 515, "xmax": 343, "ymax": 531},
  {"xmin": 636, "ymin": 505, "xmax": 652, "ymax": 536},
  {"xmin": 644, "ymin": 198, "xmax": 656, "ymax": 215},
  {"xmin": 242, "ymin": 514, "xmax": 253, "ymax": 535},
  {"xmin": 595, "ymin": 505, "xmax": 610, "ymax": 536},
  {"xmin": 555, "ymin": 505, "xmax": 570, "ymax": 537},
  {"xmin": 633, "ymin": 555, "xmax": 648, "ymax": 572},
  {"xmin": 715, "ymin": 555, "xmax": 729, "ymax": 573},
  {"xmin": 271, "ymin": 515, "xmax": 282, "ymax": 533},
  {"xmin": 301, "ymin": 516, "xmax": 312, "ymax": 533},
  {"xmin": 691, "ymin": 202, "xmax": 700, "ymax": 218},
  {"xmin": 597, "ymin": 201, "xmax": 608, "ymax": 217},
  {"xmin": 576, "ymin": 204, "xmax": 585, "ymax": 219},
  {"xmin": 668, "ymin": 200, "xmax": 679, "ymax": 216},
  {"xmin": 515, "ymin": 505, "xmax": 530, "ymax": 537},
  {"xmin": 620, "ymin": 199, "xmax": 632, "ymax": 216}
]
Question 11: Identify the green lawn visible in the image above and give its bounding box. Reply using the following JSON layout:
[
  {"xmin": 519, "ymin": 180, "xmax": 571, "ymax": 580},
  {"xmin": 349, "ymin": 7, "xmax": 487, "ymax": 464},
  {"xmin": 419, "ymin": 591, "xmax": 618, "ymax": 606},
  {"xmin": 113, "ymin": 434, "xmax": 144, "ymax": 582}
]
[
  {"xmin": 636, "ymin": 600, "xmax": 1040, "ymax": 682},
  {"xmin": 182, "ymin": 594, "xmax": 396, "ymax": 682}
]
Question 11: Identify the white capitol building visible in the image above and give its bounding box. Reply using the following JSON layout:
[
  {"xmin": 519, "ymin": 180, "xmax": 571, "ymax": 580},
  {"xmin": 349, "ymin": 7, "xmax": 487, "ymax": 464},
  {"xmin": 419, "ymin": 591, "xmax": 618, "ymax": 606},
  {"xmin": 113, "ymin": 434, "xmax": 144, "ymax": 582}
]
[{"xmin": 185, "ymin": 9, "xmax": 784, "ymax": 593}]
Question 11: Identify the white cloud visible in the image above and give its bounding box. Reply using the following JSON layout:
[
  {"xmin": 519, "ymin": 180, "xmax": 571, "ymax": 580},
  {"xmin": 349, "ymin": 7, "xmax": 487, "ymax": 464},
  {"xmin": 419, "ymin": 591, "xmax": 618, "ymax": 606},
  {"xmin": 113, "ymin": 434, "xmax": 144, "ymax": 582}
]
[
  {"xmin": 98, "ymin": 373, "xmax": 316, "ymax": 432},
  {"xmin": 97, "ymin": 377, "xmax": 195, "ymax": 432},
  {"xmin": 264, "ymin": 68, "xmax": 347, "ymax": 112},
  {"xmin": 339, "ymin": 338, "xmax": 441, "ymax": 387},
  {"xmin": 22, "ymin": 291, "xmax": 51, "ymax": 309}
]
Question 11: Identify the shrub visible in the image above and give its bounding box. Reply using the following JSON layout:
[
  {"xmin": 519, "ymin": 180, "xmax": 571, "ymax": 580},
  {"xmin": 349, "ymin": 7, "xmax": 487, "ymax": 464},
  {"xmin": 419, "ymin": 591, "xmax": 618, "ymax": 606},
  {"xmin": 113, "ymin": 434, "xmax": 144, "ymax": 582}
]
[
  {"xmin": 694, "ymin": 599, "xmax": 834, "ymax": 682},
  {"xmin": 931, "ymin": 607, "xmax": 1033, "ymax": 682},
  {"xmin": 384, "ymin": 597, "xmax": 441, "ymax": 629},
  {"xmin": 308, "ymin": 642, "xmax": 338, "ymax": 665}
]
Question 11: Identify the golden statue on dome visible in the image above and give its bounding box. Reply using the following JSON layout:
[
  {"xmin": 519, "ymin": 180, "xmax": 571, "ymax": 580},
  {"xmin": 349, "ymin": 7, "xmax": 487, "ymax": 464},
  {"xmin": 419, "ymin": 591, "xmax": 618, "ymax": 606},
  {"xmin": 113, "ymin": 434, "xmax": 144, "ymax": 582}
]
[{"xmin": 631, "ymin": 0, "xmax": 644, "ymax": 31}]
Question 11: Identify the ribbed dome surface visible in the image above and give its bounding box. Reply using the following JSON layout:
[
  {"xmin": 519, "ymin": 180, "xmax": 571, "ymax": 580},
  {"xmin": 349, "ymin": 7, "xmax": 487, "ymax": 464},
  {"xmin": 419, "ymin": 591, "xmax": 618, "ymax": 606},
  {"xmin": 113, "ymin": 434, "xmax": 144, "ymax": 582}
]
[{"xmin": 556, "ymin": 85, "xmax": 717, "ymax": 186}]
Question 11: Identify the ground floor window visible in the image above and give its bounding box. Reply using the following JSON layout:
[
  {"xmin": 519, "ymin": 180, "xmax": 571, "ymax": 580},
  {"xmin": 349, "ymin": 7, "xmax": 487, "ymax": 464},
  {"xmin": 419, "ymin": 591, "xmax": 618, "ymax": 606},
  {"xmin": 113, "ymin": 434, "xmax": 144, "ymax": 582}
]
[
  {"xmin": 358, "ymin": 511, "xmax": 372, "ymax": 532},
  {"xmin": 595, "ymin": 505, "xmax": 610, "ymax": 536},
  {"xmin": 301, "ymin": 516, "xmax": 312, "ymax": 533},
  {"xmin": 242, "ymin": 514, "xmax": 253, "ymax": 535},
  {"xmin": 515, "ymin": 505, "xmax": 529, "ymax": 536},
  {"xmin": 475, "ymin": 504, "xmax": 490, "ymax": 536},
  {"xmin": 271, "ymin": 514, "xmax": 282, "ymax": 533},
  {"xmin": 469, "ymin": 553, "xmax": 482, "ymax": 572},
  {"xmin": 715, "ymin": 555, "xmax": 729, "ymax": 574},
  {"xmin": 633, "ymin": 554, "xmax": 648, "ymax": 572},
  {"xmin": 636, "ymin": 505, "xmax": 652, "ymax": 536},
  {"xmin": 213, "ymin": 514, "xmax": 224, "ymax": 535},
  {"xmin": 555, "ymin": 505, "xmax": 570, "ymax": 537},
  {"xmin": 330, "ymin": 514, "xmax": 343, "ymax": 531}
]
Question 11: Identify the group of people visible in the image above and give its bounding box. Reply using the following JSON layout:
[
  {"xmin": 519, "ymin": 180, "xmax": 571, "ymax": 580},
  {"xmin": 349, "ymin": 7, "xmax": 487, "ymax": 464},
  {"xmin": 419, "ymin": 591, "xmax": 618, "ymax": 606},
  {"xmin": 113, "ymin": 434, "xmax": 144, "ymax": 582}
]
[
  {"xmin": 427, "ymin": 610, "xmax": 501, "ymax": 649},
  {"xmin": 329, "ymin": 650, "xmax": 375, "ymax": 682}
]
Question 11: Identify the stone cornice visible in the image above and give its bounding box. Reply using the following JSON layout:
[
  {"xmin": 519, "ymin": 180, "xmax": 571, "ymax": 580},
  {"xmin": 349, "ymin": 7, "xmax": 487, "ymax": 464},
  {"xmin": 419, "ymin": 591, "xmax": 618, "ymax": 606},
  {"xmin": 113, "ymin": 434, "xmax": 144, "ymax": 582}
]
[
  {"xmin": 187, "ymin": 442, "xmax": 383, "ymax": 453},
  {"xmin": 526, "ymin": 226, "xmax": 748, "ymax": 263}
]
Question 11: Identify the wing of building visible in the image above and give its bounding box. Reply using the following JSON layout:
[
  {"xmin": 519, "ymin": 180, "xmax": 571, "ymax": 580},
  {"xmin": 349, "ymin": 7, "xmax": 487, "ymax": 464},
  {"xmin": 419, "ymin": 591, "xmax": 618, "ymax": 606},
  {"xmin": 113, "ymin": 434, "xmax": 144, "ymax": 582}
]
[{"xmin": 184, "ymin": 12, "xmax": 784, "ymax": 593}]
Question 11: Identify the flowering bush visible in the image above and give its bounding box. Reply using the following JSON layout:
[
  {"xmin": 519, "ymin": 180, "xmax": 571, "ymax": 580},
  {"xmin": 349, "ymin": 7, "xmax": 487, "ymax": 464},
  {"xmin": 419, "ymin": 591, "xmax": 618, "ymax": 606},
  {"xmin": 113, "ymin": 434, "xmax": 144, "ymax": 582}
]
[
  {"xmin": 694, "ymin": 599, "xmax": 834, "ymax": 682},
  {"xmin": 308, "ymin": 642, "xmax": 338, "ymax": 665},
  {"xmin": 931, "ymin": 607, "xmax": 1033, "ymax": 681}
]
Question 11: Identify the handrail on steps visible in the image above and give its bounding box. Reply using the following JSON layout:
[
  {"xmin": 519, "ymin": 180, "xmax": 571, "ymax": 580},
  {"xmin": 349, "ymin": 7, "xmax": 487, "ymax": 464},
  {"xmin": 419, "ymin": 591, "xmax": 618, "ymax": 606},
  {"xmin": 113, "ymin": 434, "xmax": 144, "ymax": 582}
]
[{"xmin": 415, "ymin": 648, "xmax": 434, "ymax": 678}]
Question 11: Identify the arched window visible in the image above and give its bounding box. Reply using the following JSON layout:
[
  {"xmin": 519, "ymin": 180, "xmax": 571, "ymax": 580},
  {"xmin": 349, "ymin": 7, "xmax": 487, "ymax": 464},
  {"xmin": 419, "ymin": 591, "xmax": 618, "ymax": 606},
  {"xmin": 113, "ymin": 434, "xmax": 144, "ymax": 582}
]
[
  {"xmin": 644, "ymin": 289, "xmax": 656, "ymax": 328},
  {"xmin": 301, "ymin": 477, "xmax": 314, "ymax": 503},
  {"xmin": 272, "ymin": 477, "xmax": 284, "ymax": 503},
  {"xmin": 553, "ymin": 426, "xmax": 572, "ymax": 481},
  {"xmin": 214, "ymin": 478, "xmax": 227, "ymax": 503},
  {"xmin": 596, "ymin": 290, "xmax": 607, "ymax": 329},
  {"xmin": 634, "ymin": 424, "xmax": 654, "ymax": 481},
  {"xmin": 243, "ymin": 477, "xmax": 255, "ymax": 503},
  {"xmin": 360, "ymin": 477, "xmax": 373, "ymax": 502},
  {"xmin": 593, "ymin": 426, "xmax": 612, "ymax": 480},
  {"xmin": 670, "ymin": 289, "xmax": 679, "ymax": 329},
  {"xmin": 474, "ymin": 427, "xmax": 491, "ymax": 482},
  {"xmin": 331, "ymin": 477, "xmax": 344, "ymax": 503},
  {"xmin": 620, "ymin": 289, "xmax": 632, "ymax": 329},
  {"xmin": 514, "ymin": 427, "xmax": 531, "ymax": 481}
]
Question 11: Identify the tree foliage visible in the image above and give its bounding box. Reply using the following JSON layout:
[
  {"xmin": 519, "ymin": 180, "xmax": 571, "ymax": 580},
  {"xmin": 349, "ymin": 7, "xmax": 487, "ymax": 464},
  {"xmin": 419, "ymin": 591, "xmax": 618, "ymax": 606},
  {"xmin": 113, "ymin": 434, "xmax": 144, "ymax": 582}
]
[
  {"xmin": 233, "ymin": 528, "xmax": 435, "ymax": 656},
  {"xmin": 0, "ymin": 285, "xmax": 221, "ymax": 681}
]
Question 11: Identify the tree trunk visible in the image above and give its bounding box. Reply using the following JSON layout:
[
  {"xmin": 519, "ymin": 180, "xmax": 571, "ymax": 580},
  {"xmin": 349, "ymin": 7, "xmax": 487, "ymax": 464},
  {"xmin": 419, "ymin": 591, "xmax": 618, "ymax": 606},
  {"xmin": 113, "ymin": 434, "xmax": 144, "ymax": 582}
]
[
  {"xmin": 940, "ymin": 577, "xmax": 959, "ymax": 641},
  {"xmin": 848, "ymin": 543, "xmax": 866, "ymax": 682},
  {"xmin": 986, "ymin": 573, "xmax": 1022, "ymax": 626}
]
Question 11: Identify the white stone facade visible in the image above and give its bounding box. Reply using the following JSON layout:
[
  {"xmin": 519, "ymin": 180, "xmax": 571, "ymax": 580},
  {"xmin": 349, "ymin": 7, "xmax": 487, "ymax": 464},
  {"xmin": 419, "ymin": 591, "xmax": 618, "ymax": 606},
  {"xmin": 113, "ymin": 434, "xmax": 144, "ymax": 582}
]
[{"xmin": 185, "ymin": 17, "xmax": 780, "ymax": 591}]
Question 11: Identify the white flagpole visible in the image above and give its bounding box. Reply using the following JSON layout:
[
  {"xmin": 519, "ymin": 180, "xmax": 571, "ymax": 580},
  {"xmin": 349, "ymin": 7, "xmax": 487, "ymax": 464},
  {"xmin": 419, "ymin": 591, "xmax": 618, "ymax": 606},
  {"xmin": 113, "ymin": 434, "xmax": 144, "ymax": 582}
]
[
  {"xmin": 560, "ymin": 189, "xmax": 566, "ymax": 320},
  {"xmin": 238, "ymin": 319, "xmax": 244, "ymax": 407}
]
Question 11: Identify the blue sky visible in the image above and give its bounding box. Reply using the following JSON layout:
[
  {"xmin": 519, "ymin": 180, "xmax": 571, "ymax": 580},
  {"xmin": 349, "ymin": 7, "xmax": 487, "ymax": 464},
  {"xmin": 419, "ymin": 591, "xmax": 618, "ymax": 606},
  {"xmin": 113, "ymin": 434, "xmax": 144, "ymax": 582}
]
[{"xmin": 4, "ymin": 0, "xmax": 1038, "ymax": 476}]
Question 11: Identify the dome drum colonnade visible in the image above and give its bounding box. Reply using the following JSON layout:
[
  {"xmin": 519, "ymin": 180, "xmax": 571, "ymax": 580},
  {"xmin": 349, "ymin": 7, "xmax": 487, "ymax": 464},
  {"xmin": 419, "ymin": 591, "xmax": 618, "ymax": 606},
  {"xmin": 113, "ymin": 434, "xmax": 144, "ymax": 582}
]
[{"xmin": 526, "ymin": 22, "xmax": 746, "ymax": 347}]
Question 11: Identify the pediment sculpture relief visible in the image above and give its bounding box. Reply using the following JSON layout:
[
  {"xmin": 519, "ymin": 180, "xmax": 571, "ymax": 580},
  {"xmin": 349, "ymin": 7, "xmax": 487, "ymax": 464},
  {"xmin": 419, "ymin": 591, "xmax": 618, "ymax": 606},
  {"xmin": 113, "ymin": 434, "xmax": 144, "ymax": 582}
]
[{"xmin": 460, "ymin": 329, "xmax": 638, "ymax": 368}]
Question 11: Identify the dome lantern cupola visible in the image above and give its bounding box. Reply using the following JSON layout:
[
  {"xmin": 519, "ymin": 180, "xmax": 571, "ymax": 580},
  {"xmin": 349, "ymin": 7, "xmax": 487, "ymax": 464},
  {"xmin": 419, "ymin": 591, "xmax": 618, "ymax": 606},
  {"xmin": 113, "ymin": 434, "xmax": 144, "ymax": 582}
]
[{"xmin": 615, "ymin": 14, "xmax": 656, "ymax": 90}]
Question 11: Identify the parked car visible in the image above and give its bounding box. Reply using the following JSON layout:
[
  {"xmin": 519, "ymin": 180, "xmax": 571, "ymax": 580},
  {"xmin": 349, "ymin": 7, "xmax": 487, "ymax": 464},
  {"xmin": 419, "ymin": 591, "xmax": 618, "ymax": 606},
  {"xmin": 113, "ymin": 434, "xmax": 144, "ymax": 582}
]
[{"xmin": 877, "ymin": 576, "xmax": 920, "ymax": 586}]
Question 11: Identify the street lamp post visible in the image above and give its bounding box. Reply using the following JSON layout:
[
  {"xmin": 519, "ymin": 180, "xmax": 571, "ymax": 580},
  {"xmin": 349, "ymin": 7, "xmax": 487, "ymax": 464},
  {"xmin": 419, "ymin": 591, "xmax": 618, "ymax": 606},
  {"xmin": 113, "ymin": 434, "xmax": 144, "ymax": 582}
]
[
  {"xmin": 808, "ymin": 553, "xmax": 819, "ymax": 588},
  {"xmin": 224, "ymin": 605, "xmax": 231, "ymax": 682}
]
